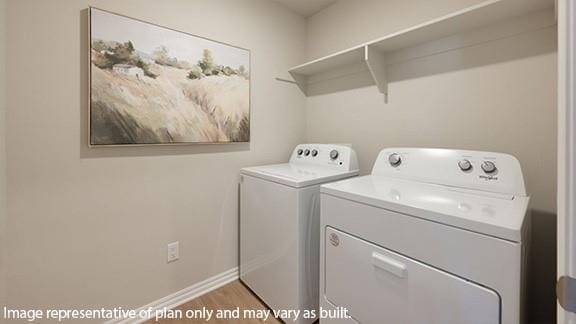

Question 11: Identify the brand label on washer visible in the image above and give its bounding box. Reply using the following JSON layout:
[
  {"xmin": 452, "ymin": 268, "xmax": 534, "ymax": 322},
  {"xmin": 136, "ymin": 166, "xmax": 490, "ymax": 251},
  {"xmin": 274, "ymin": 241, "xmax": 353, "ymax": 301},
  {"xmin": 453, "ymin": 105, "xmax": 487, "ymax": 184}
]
[{"xmin": 329, "ymin": 233, "xmax": 340, "ymax": 247}]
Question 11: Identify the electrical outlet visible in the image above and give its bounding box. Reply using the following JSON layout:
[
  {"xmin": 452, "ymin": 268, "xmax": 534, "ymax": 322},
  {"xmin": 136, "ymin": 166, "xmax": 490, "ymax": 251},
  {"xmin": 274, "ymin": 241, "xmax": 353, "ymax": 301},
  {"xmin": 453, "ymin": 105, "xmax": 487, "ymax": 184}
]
[{"xmin": 167, "ymin": 241, "xmax": 179, "ymax": 263}]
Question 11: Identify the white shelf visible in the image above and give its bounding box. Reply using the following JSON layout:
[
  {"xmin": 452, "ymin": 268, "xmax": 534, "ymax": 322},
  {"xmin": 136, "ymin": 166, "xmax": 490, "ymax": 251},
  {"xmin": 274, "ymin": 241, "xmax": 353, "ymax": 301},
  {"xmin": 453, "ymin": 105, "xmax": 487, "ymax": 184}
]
[{"xmin": 288, "ymin": 0, "xmax": 555, "ymax": 97}]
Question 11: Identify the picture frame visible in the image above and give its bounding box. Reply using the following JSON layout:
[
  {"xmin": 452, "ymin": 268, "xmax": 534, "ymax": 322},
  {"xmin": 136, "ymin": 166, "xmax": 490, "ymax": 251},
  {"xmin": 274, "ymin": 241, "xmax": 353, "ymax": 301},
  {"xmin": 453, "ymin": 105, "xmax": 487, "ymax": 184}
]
[{"xmin": 88, "ymin": 7, "xmax": 251, "ymax": 147}]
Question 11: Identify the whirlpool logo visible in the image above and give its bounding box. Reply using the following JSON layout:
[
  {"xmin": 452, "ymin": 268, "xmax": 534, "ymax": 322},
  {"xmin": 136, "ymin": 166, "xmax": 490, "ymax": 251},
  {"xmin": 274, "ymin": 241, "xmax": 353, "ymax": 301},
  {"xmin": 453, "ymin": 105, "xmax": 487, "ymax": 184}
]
[
  {"xmin": 479, "ymin": 175, "xmax": 498, "ymax": 181},
  {"xmin": 329, "ymin": 233, "xmax": 340, "ymax": 247}
]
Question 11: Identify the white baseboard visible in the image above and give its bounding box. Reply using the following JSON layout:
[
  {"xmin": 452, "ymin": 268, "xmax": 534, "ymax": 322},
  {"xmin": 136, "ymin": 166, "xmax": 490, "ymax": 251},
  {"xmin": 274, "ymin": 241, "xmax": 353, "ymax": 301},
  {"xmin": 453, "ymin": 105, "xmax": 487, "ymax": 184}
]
[{"xmin": 106, "ymin": 267, "xmax": 239, "ymax": 324}]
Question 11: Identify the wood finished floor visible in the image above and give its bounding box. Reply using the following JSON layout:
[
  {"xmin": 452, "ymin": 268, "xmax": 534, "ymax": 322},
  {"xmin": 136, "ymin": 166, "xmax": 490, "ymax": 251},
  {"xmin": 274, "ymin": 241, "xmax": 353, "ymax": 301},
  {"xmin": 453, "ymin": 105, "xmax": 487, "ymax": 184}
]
[{"xmin": 148, "ymin": 280, "xmax": 282, "ymax": 323}]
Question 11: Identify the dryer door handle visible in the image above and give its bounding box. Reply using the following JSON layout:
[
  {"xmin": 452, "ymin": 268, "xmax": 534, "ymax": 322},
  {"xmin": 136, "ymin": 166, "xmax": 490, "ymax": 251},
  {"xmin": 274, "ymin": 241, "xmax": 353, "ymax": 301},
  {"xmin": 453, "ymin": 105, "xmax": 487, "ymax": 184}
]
[{"xmin": 371, "ymin": 252, "xmax": 407, "ymax": 278}]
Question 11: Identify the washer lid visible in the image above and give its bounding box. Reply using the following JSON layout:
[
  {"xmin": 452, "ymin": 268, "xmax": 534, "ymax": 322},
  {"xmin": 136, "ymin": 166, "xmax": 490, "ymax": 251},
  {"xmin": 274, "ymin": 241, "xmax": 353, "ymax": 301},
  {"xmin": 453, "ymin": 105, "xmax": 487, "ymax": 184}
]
[
  {"xmin": 321, "ymin": 175, "xmax": 529, "ymax": 242},
  {"xmin": 242, "ymin": 163, "xmax": 359, "ymax": 188}
]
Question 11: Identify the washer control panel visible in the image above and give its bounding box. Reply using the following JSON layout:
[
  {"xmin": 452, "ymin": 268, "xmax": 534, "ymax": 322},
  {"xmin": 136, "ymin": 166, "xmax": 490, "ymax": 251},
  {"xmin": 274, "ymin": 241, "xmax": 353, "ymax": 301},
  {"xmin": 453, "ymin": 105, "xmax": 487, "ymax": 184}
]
[
  {"xmin": 290, "ymin": 144, "xmax": 359, "ymax": 171},
  {"xmin": 372, "ymin": 148, "xmax": 526, "ymax": 196}
]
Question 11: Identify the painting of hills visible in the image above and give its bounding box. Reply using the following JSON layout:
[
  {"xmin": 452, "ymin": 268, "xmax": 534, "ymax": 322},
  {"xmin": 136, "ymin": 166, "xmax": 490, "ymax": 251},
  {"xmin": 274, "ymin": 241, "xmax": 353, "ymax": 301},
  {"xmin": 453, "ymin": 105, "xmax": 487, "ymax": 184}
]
[{"xmin": 89, "ymin": 8, "xmax": 250, "ymax": 145}]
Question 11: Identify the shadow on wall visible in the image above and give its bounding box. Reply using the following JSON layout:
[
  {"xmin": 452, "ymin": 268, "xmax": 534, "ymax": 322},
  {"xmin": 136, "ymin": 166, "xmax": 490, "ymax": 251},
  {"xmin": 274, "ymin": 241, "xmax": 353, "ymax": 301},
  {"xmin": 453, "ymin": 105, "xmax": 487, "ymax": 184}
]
[
  {"xmin": 306, "ymin": 13, "xmax": 557, "ymax": 97},
  {"xmin": 387, "ymin": 27, "xmax": 557, "ymax": 84},
  {"xmin": 77, "ymin": 9, "xmax": 250, "ymax": 159},
  {"xmin": 526, "ymin": 209, "xmax": 557, "ymax": 324}
]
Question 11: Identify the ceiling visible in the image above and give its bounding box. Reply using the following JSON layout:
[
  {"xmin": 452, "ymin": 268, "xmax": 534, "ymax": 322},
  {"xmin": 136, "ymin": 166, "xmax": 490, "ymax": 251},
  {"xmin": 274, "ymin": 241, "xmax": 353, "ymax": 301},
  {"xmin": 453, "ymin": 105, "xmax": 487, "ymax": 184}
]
[{"xmin": 271, "ymin": 0, "xmax": 338, "ymax": 17}]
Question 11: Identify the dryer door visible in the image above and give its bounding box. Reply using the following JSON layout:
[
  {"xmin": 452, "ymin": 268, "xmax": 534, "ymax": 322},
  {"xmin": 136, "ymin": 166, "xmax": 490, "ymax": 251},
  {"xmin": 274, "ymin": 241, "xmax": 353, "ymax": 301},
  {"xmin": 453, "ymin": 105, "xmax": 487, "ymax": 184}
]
[{"xmin": 324, "ymin": 227, "xmax": 500, "ymax": 324}]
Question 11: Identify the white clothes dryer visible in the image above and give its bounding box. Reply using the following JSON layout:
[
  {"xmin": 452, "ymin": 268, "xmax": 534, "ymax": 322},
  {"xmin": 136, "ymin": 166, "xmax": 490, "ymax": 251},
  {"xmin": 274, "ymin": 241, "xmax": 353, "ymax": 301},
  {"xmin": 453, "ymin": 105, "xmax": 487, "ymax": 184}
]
[{"xmin": 320, "ymin": 148, "xmax": 529, "ymax": 324}]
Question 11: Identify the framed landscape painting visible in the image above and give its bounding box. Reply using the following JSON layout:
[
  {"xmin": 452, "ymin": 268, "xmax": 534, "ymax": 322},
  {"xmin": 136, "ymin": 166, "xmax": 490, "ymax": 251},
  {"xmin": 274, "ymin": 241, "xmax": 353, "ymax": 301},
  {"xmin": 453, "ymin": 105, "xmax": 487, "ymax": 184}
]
[{"xmin": 89, "ymin": 8, "xmax": 250, "ymax": 146}]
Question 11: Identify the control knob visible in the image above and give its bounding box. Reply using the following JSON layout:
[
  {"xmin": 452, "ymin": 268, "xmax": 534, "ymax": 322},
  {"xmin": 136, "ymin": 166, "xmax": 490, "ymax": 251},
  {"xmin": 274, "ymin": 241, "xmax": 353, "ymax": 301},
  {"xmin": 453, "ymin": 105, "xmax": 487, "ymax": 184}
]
[
  {"xmin": 304, "ymin": 149, "xmax": 310, "ymax": 156},
  {"xmin": 311, "ymin": 149, "xmax": 318, "ymax": 157},
  {"xmin": 458, "ymin": 159, "xmax": 472, "ymax": 172},
  {"xmin": 297, "ymin": 149, "xmax": 303, "ymax": 156},
  {"xmin": 388, "ymin": 153, "xmax": 402, "ymax": 167},
  {"xmin": 481, "ymin": 161, "xmax": 497, "ymax": 174},
  {"xmin": 329, "ymin": 150, "xmax": 339, "ymax": 160}
]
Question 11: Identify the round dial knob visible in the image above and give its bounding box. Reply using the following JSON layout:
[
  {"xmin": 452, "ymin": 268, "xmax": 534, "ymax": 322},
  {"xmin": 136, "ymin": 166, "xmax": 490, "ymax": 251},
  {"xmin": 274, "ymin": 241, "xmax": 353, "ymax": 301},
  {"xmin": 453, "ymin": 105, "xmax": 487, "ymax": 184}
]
[
  {"xmin": 458, "ymin": 159, "xmax": 472, "ymax": 172},
  {"xmin": 481, "ymin": 161, "xmax": 497, "ymax": 174},
  {"xmin": 329, "ymin": 150, "xmax": 339, "ymax": 160},
  {"xmin": 297, "ymin": 149, "xmax": 303, "ymax": 156},
  {"xmin": 388, "ymin": 153, "xmax": 402, "ymax": 167},
  {"xmin": 311, "ymin": 149, "xmax": 318, "ymax": 157},
  {"xmin": 304, "ymin": 149, "xmax": 310, "ymax": 156}
]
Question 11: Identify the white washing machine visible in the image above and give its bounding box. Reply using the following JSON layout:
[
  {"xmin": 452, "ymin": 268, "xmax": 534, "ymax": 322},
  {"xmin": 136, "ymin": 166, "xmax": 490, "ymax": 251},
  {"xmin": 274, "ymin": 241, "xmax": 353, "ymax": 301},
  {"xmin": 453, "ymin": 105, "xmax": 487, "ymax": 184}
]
[
  {"xmin": 240, "ymin": 144, "xmax": 359, "ymax": 324},
  {"xmin": 319, "ymin": 148, "xmax": 529, "ymax": 324}
]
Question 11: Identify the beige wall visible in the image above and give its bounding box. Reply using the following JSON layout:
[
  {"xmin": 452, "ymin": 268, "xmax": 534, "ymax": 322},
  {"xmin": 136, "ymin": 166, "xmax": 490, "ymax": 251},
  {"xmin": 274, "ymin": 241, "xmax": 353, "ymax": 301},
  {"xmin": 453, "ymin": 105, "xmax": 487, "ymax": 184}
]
[
  {"xmin": 4, "ymin": 0, "xmax": 306, "ymax": 317},
  {"xmin": 0, "ymin": 0, "xmax": 7, "ymax": 312},
  {"xmin": 306, "ymin": 0, "xmax": 486, "ymax": 60},
  {"xmin": 304, "ymin": 0, "xmax": 557, "ymax": 322}
]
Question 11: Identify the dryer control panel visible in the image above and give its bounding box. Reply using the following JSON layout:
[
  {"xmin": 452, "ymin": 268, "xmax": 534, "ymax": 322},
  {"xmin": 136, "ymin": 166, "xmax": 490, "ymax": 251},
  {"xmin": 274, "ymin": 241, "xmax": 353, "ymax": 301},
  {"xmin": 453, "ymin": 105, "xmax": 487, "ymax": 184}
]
[
  {"xmin": 372, "ymin": 148, "xmax": 526, "ymax": 196},
  {"xmin": 290, "ymin": 144, "xmax": 359, "ymax": 172}
]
